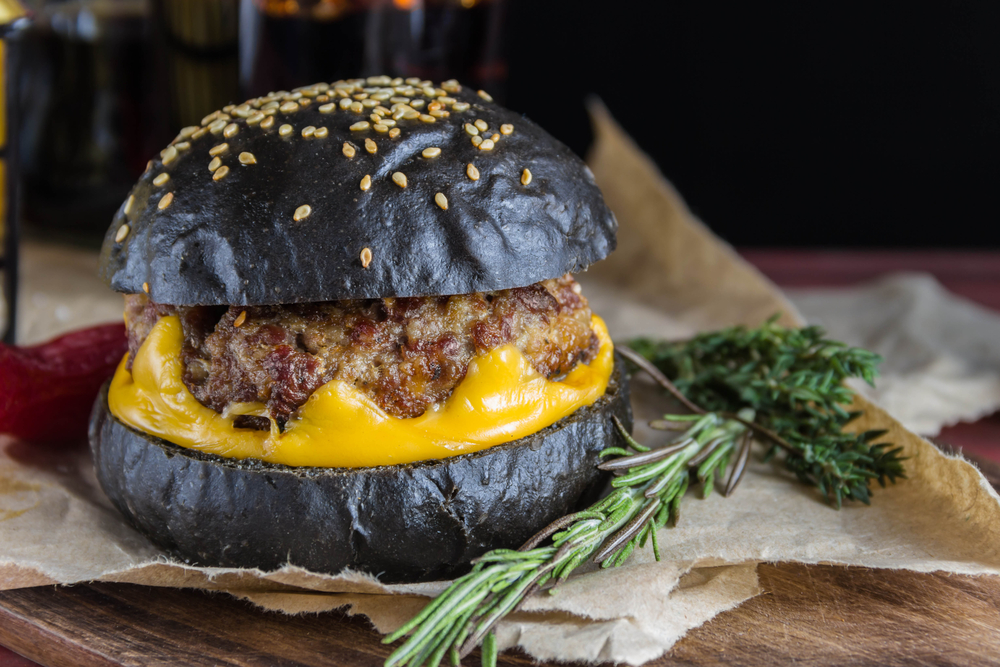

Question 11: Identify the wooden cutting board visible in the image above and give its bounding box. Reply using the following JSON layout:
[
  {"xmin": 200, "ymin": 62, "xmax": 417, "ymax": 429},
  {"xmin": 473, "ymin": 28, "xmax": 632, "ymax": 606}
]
[{"xmin": 1, "ymin": 454, "xmax": 998, "ymax": 667}]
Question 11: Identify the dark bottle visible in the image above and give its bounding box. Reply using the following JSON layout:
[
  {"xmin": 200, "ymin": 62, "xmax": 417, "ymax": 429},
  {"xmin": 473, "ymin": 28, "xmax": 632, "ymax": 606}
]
[
  {"xmin": 18, "ymin": 0, "xmax": 239, "ymax": 236},
  {"xmin": 0, "ymin": 0, "xmax": 28, "ymax": 342},
  {"xmin": 240, "ymin": 0, "xmax": 507, "ymax": 101}
]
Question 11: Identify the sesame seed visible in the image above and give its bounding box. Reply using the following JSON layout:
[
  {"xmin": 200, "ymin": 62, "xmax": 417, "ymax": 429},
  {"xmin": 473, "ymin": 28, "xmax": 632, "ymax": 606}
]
[
  {"xmin": 360, "ymin": 174, "xmax": 372, "ymax": 191},
  {"xmin": 294, "ymin": 204, "xmax": 311, "ymax": 221},
  {"xmin": 390, "ymin": 96, "xmax": 410, "ymax": 104},
  {"xmin": 405, "ymin": 77, "xmax": 420, "ymax": 85},
  {"xmin": 320, "ymin": 103, "xmax": 336, "ymax": 113},
  {"xmin": 339, "ymin": 98, "xmax": 353, "ymax": 110},
  {"xmin": 158, "ymin": 192, "xmax": 174, "ymax": 209},
  {"xmin": 174, "ymin": 141, "xmax": 191, "ymax": 151},
  {"xmin": 232, "ymin": 104, "xmax": 251, "ymax": 118},
  {"xmin": 213, "ymin": 165, "xmax": 230, "ymax": 181},
  {"xmin": 143, "ymin": 282, "xmax": 150, "ymax": 294},
  {"xmin": 302, "ymin": 125, "xmax": 316, "ymax": 138},
  {"xmin": 260, "ymin": 116, "xmax": 275, "ymax": 129},
  {"xmin": 261, "ymin": 108, "xmax": 278, "ymax": 116},
  {"xmin": 410, "ymin": 99, "xmax": 426, "ymax": 109},
  {"xmin": 429, "ymin": 109, "xmax": 449, "ymax": 118},
  {"xmin": 422, "ymin": 86, "xmax": 436, "ymax": 97},
  {"xmin": 202, "ymin": 111, "xmax": 219, "ymax": 125},
  {"xmin": 465, "ymin": 123, "xmax": 479, "ymax": 136},
  {"xmin": 477, "ymin": 89, "xmax": 493, "ymax": 102},
  {"xmin": 422, "ymin": 147, "xmax": 442, "ymax": 159},
  {"xmin": 262, "ymin": 101, "xmax": 280, "ymax": 110},
  {"xmin": 419, "ymin": 114, "xmax": 436, "ymax": 123},
  {"xmin": 381, "ymin": 118, "xmax": 397, "ymax": 127},
  {"xmin": 471, "ymin": 135, "xmax": 483, "ymax": 147},
  {"xmin": 374, "ymin": 105, "xmax": 391, "ymax": 115},
  {"xmin": 360, "ymin": 247, "xmax": 373, "ymax": 268},
  {"xmin": 491, "ymin": 133, "xmax": 499, "ymax": 142},
  {"xmin": 500, "ymin": 123, "xmax": 513, "ymax": 135},
  {"xmin": 442, "ymin": 79, "xmax": 461, "ymax": 93},
  {"xmin": 153, "ymin": 173, "xmax": 170, "ymax": 186},
  {"xmin": 343, "ymin": 142, "xmax": 356, "ymax": 158},
  {"xmin": 314, "ymin": 127, "xmax": 329, "ymax": 138},
  {"xmin": 428, "ymin": 101, "xmax": 442, "ymax": 111},
  {"xmin": 350, "ymin": 121, "xmax": 371, "ymax": 131},
  {"xmin": 374, "ymin": 124, "xmax": 389, "ymax": 133},
  {"xmin": 209, "ymin": 143, "xmax": 229, "ymax": 156},
  {"xmin": 247, "ymin": 112, "xmax": 265, "ymax": 125},
  {"xmin": 223, "ymin": 104, "xmax": 235, "ymax": 113},
  {"xmin": 280, "ymin": 102, "xmax": 299, "ymax": 113},
  {"xmin": 365, "ymin": 138, "xmax": 377, "ymax": 154},
  {"xmin": 479, "ymin": 139, "xmax": 495, "ymax": 151},
  {"xmin": 192, "ymin": 128, "xmax": 207, "ymax": 140},
  {"xmin": 403, "ymin": 109, "xmax": 420, "ymax": 120},
  {"xmin": 223, "ymin": 123, "xmax": 238, "ymax": 138},
  {"xmin": 452, "ymin": 102, "xmax": 470, "ymax": 112},
  {"xmin": 353, "ymin": 93, "xmax": 368, "ymax": 100},
  {"xmin": 279, "ymin": 124, "xmax": 293, "ymax": 136},
  {"xmin": 179, "ymin": 126, "xmax": 198, "ymax": 139},
  {"xmin": 124, "ymin": 195, "xmax": 135, "ymax": 215},
  {"xmin": 362, "ymin": 99, "xmax": 377, "ymax": 108},
  {"xmin": 350, "ymin": 101, "xmax": 364, "ymax": 113},
  {"xmin": 299, "ymin": 98, "xmax": 312, "ymax": 107},
  {"xmin": 474, "ymin": 119, "xmax": 488, "ymax": 132},
  {"xmin": 467, "ymin": 163, "xmax": 480, "ymax": 181},
  {"xmin": 389, "ymin": 128, "xmax": 401, "ymax": 138},
  {"xmin": 209, "ymin": 119, "xmax": 228, "ymax": 134},
  {"xmin": 239, "ymin": 152, "xmax": 256, "ymax": 165},
  {"xmin": 370, "ymin": 113, "xmax": 382, "ymax": 124},
  {"xmin": 439, "ymin": 96, "xmax": 457, "ymax": 104},
  {"xmin": 209, "ymin": 156, "xmax": 222, "ymax": 171},
  {"xmin": 285, "ymin": 91, "xmax": 303, "ymax": 101},
  {"xmin": 392, "ymin": 172, "xmax": 407, "ymax": 188},
  {"xmin": 161, "ymin": 145, "xmax": 178, "ymax": 165},
  {"xmin": 521, "ymin": 168, "xmax": 532, "ymax": 185},
  {"xmin": 115, "ymin": 224, "xmax": 130, "ymax": 243},
  {"xmin": 233, "ymin": 311, "xmax": 247, "ymax": 327},
  {"xmin": 435, "ymin": 192, "xmax": 448, "ymax": 210}
]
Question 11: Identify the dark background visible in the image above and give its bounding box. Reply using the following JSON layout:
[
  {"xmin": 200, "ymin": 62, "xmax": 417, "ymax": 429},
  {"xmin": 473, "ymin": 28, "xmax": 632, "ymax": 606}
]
[{"xmin": 504, "ymin": 1, "xmax": 1000, "ymax": 248}]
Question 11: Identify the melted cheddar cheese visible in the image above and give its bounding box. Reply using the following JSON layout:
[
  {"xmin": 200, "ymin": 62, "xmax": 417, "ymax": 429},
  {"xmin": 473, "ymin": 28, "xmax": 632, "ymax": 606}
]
[{"xmin": 108, "ymin": 315, "xmax": 614, "ymax": 468}]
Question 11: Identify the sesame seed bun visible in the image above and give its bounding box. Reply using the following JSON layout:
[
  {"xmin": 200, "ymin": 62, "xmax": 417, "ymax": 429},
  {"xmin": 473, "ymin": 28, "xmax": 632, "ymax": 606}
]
[{"xmin": 99, "ymin": 77, "xmax": 617, "ymax": 306}]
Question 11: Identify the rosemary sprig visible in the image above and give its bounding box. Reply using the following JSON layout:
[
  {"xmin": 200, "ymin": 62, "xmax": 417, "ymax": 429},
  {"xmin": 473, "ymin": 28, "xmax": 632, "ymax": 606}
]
[
  {"xmin": 383, "ymin": 412, "xmax": 753, "ymax": 667},
  {"xmin": 384, "ymin": 318, "xmax": 906, "ymax": 667},
  {"xmin": 628, "ymin": 316, "xmax": 906, "ymax": 507}
]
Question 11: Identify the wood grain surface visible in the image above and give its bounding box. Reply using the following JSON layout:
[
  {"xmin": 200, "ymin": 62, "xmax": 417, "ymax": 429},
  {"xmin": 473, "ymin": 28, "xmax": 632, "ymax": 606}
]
[{"xmin": 1, "ymin": 453, "xmax": 997, "ymax": 667}]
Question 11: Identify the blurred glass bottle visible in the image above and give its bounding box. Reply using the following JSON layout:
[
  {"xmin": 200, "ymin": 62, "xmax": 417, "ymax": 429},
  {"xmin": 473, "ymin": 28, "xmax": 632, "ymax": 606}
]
[
  {"xmin": 0, "ymin": 0, "xmax": 28, "ymax": 342},
  {"xmin": 18, "ymin": 0, "xmax": 239, "ymax": 235},
  {"xmin": 239, "ymin": 0, "xmax": 507, "ymax": 101}
]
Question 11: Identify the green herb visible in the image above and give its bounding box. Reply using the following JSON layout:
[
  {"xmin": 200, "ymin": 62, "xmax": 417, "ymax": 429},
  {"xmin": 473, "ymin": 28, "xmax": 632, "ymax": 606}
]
[
  {"xmin": 383, "ymin": 318, "xmax": 904, "ymax": 667},
  {"xmin": 384, "ymin": 412, "xmax": 752, "ymax": 667},
  {"xmin": 627, "ymin": 316, "xmax": 905, "ymax": 507}
]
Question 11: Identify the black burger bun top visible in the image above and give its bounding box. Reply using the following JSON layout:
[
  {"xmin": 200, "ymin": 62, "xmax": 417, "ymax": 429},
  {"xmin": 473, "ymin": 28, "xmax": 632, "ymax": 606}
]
[{"xmin": 99, "ymin": 77, "xmax": 618, "ymax": 306}]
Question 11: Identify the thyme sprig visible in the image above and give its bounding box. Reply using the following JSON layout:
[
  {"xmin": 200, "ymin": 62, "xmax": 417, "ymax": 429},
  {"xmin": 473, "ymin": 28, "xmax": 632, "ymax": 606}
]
[
  {"xmin": 628, "ymin": 316, "xmax": 906, "ymax": 507},
  {"xmin": 384, "ymin": 318, "xmax": 905, "ymax": 667},
  {"xmin": 383, "ymin": 412, "xmax": 753, "ymax": 667}
]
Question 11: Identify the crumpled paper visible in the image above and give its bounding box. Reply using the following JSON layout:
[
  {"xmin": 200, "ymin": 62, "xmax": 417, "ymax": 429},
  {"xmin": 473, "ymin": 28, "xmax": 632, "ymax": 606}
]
[
  {"xmin": 2, "ymin": 105, "xmax": 1000, "ymax": 666},
  {"xmin": 787, "ymin": 273, "xmax": 1000, "ymax": 436}
]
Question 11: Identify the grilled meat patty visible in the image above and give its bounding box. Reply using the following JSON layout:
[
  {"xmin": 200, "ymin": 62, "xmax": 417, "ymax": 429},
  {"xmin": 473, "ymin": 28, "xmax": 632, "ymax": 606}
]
[{"xmin": 124, "ymin": 275, "xmax": 599, "ymax": 425}]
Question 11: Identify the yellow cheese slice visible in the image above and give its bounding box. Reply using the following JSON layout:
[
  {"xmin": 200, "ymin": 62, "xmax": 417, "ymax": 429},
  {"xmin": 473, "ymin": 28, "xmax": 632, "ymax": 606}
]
[{"xmin": 108, "ymin": 314, "xmax": 614, "ymax": 468}]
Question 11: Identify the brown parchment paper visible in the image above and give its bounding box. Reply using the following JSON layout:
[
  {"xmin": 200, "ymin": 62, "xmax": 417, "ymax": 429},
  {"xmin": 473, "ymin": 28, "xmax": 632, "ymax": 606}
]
[{"xmin": 2, "ymin": 104, "xmax": 1000, "ymax": 665}]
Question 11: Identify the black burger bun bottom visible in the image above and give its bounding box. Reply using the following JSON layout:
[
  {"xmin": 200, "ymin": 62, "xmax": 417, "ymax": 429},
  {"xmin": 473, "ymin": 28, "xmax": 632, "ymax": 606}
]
[{"xmin": 89, "ymin": 354, "xmax": 632, "ymax": 583}]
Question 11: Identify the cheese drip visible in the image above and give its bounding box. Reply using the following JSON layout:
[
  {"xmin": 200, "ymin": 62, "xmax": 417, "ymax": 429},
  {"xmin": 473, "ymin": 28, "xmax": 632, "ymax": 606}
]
[{"xmin": 108, "ymin": 314, "xmax": 614, "ymax": 468}]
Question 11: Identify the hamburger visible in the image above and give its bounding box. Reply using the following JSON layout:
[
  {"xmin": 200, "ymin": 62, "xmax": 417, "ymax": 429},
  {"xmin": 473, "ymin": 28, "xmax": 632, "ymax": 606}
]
[{"xmin": 89, "ymin": 76, "xmax": 631, "ymax": 583}]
